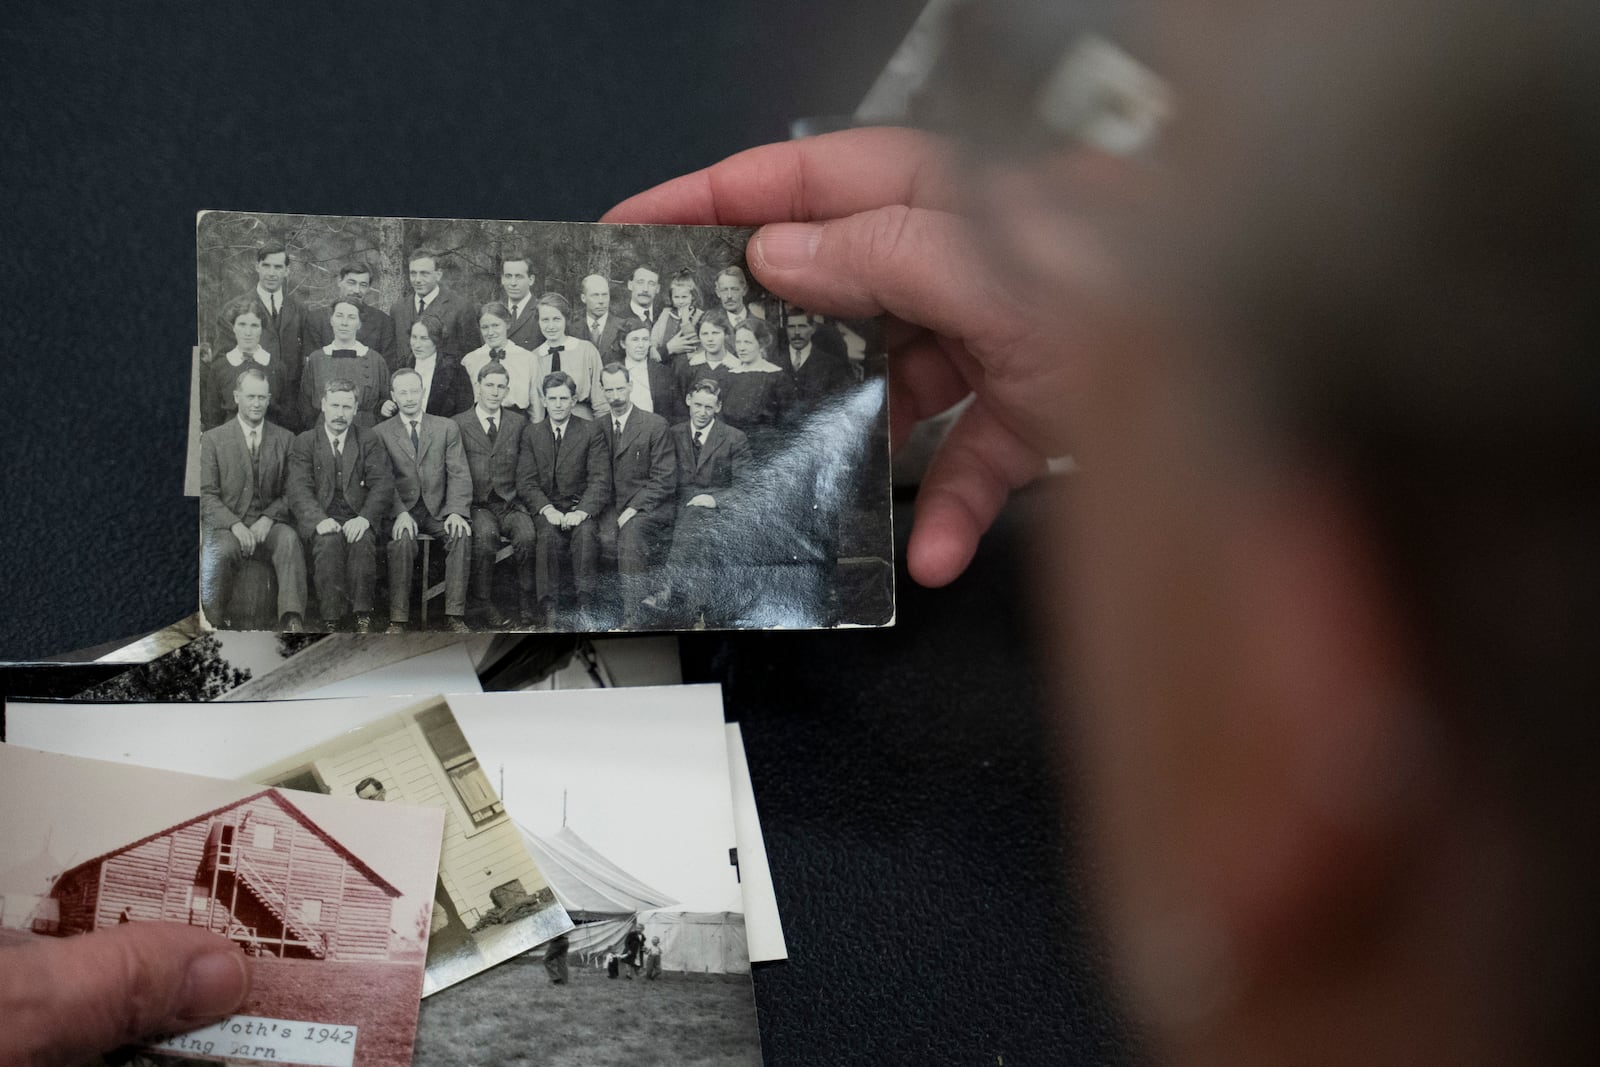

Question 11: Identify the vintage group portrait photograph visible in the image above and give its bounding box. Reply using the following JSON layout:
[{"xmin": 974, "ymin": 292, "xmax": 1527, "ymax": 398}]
[{"xmin": 194, "ymin": 210, "xmax": 895, "ymax": 637}]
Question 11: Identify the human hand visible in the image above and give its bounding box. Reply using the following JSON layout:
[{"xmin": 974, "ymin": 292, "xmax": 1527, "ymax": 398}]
[
  {"xmin": 665, "ymin": 331, "xmax": 698, "ymax": 356},
  {"xmin": 617, "ymin": 506, "xmax": 637, "ymax": 528},
  {"xmin": 542, "ymin": 507, "xmax": 564, "ymax": 527},
  {"xmin": 604, "ymin": 127, "xmax": 1110, "ymax": 587},
  {"xmin": 230, "ymin": 521, "xmax": 257, "ymax": 556},
  {"xmin": 249, "ymin": 516, "xmax": 274, "ymax": 544},
  {"xmin": 444, "ymin": 513, "xmax": 472, "ymax": 540},
  {"xmin": 315, "ymin": 518, "xmax": 341, "ymax": 536},
  {"xmin": 342, "ymin": 516, "xmax": 371, "ymax": 544},
  {"xmin": 380, "ymin": 399, "xmax": 398, "ymax": 418},
  {"xmin": 564, "ymin": 510, "xmax": 589, "ymax": 529},
  {"xmin": 392, "ymin": 512, "xmax": 417, "ymax": 540},
  {"xmin": 0, "ymin": 922, "xmax": 249, "ymax": 1067},
  {"xmin": 687, "ymin": 494, "xmax": 717, "ymax": 509}
]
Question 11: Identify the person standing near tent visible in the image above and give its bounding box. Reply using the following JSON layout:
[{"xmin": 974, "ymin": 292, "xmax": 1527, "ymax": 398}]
[
  {"xmin": 543, "ymin": 933, "xmax": 569, "ymax": 985},
  {"xmin": 644, "ymin": 936, "xmax": 662, "ymax": 980},
  {"xmin": 623, "ymin": 923, "xmax": 645, "ymax": 979}
]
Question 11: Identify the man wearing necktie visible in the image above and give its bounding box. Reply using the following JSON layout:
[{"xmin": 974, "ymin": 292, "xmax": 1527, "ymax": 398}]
[
  {"xmin": 452, "ymin": 362, "xmax": 538, "ymax": 628},
  {"xmin": 376, "ymin": 368, "xmax": 473, "ymax": 632},
  {"xmin": 625, "ymin": 265, "xmax": 661, "ymax": 352},
  {"xmin": 199, "ymin": 366, "xmax": 307, "ymax": 631},
  {"xmin": 518, "ymin": 372, "xmax": 611, "ymax": 626},
  {"xmin": 212, "ymin": 242, "xmax": 308, "ymax": 407},
  {"xmin": 286, "ymin": 379, "xmax": 394, "ymax": 632},
  {"xmin": 595, "ymin": 362, "xmax": 675, "ymax": 626},
  {"xmin": 389, "ymin": 247, "xmax": 481, "ymax": 361},
  {"xmin": 499, "ymin": 253, "xmax": 543, "ymax": 352},
  {"xmin": 574, "ymin": 274, "xmax": 627, "ymax": 362},
  {"xmin": 665, "ymin": 377, "xmax": 751, "ymax": 626},
  {"xmin": 714, "ymin": 266, "xmax": 767, "ymax": 330}
]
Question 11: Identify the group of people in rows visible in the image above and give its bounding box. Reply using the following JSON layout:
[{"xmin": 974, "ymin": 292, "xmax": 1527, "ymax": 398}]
[{"xmin": 198, "ymin": 244, "xmax": 867, "ymax": 632}]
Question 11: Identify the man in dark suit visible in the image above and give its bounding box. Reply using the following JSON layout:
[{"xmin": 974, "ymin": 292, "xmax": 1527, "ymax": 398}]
[
  {"xmin": 499, "ymin": 253, "xmax": 542, "ymax": 352},
  {"xmin": 596, "ymin": 362, "xmax": 675, "ymax": 626},
  {"xmin": 215, "ymin": 242, "xmax": 309, "ymax": 425},
  {"xmin": 199, "ymin": 366, "xmax": 307, "ymax": 631},
  {"xmin": 452, "ymin": 361, "xmax": 537, "ymax": 628},
  {"xmin": 519, "ymin": 371, "xmax": 611, "ymax": 625},
  {"xmin": 624, "ymin": 265, "xmax": 660, "ymax": 331},
  {"xmin": 713, "ymin": 266, "xmax": 766, "ymax": 330},
  {"xmin": 665, "ymin": 377, "xmax": 751, "ymax": 626},
  {"xmin": 781, "ymin": 308, "xmax": 855, "ymax": 407},
  {"xmin": 376, "ymin": 367, "xmax": 473, "ymax": 633},
  {"xmin": 571, "ymin": 274, "xmax": 628, "ymax": 362},
  {"xmin": 304, "ymin": 262, "xmax": 399, "ymax": 371},
  {"xmin": 286, "ymin": 379, "xmax": 394, "ymax": 632},
  {"xmin": 390, "ymin": 247, "xmax": 481, "ymax": 362}
]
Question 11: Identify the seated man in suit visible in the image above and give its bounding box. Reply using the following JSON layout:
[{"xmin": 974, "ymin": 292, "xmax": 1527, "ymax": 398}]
[
  {"xmin": 376, "ymin": 368, "xmax": 473, "ymax": 633},
  {"xmin": 518, "ymin": 372, "xmax": 610, "ymax": 626},
  {"xmin": 596, "ymin": 362, "xmax": 675, "ymax": 626},
  {"xmin": 572, "ymin": 274, "xmax": 627, "ymax": 362},
  {"xmin": 304, "ymin": 262, "xmax": 398, "ymax": 371},
  {"xmin": 199, "ymin": 366, "xmax": 307, "ymax": 631},
  {"xmin": 452, "ymin": 361, "xmax": 537, "ymax": 628},
  {"xmin": 286, "ymin": 378, "xmax": 394, "ymax": 632},
  {"xmin": 665, "ymin": 377, "xmax": 751, "ymax": 626}
]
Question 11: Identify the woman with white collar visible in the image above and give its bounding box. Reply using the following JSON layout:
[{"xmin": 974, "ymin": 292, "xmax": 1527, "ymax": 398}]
[
  {"xmin": 202, "ymin": 298, "xmax": 293, "ymax": 430},
  {"xmin": 461, "ymin": 301, "xmax": 536, "ymax": 416},
  {"xmin": 671, "ymin": 308, "xmax": 739, "ymax": 409},
  {"xmin": 721, "ymin": 317, "xmax": 796, "ymax": 438},
  {"xmin": 298, "ymin": 298, "xmax": 389, "ymax": 429}
]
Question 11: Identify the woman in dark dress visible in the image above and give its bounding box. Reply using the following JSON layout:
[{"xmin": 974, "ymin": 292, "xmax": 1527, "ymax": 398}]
[
  {"xmin": 722, "ymin": 318, "xmax": 796, "ymax": 439},
  {"xmin": 381, "ymin": 314, "xmax": 473, "ymax": 419},
  {"xmin": 202, "ymin": 298, "xmax": 293, "ymax": 430}
]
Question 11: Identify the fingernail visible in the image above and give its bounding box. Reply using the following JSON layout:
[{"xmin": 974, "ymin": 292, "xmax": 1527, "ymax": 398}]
[
  {"xmin": 754, "ymin": 223, "xmax": 823, "ymax": 270},
  {"xmin": 179, "ymin": 951, "xmax": 249, "ymax": 1020}
]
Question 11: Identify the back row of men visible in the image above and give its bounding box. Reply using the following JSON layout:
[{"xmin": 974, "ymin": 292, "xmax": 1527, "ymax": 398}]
[
  {"xmin": 200, "ymin": 355, "xmax": 826, "ymax": 634},
  {"xmin": 201, "ymin": 244, "xmax": 860, "ymax": 434}
]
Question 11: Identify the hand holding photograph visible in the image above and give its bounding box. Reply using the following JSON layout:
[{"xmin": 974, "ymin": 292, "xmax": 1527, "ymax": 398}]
[{"xmin": 196, "ymin": 211, "xmax": 894, "ymax": 636}]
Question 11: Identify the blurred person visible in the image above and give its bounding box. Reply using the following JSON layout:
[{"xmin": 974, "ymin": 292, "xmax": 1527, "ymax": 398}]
[
  {"xmin": 376, "ymin": 367, "xmax": 473, "ymax": 633},
  {"xmin": 286, "ymin": 378, "xmax": 393, "ymax": 632},
  {"xmin": 596, "ymin": 362, "xmax": 675, "ymax": 627},
  {"xmin": 304, "ymin": 262, "xmax": 398, "ymax": 371},
  {"xmin": 663, "ymin": 378, "xmax": 750, "ymax": 626},
  {"xmin": 201, "ymin": 298, "xmax": 292, "ymax": 431},
  {"xmin": 603, "ymin": 1, "xmax": 1600, "ymax": 1062},
  {"xmin": 529, "ymin": 292, "xmax": 604, "ymax": 421},
  {"xmin": 199, "ymin": 366, "xmax": 306, "ymax": 632},
  {"xmin": 461, "ymin": 301, "xmax": 536, "ymax": 416},
  {"xmin": 391, "ymin": 246, "xmax": 479, "ymax": 360},
  {"xmin": 299, "ymin": 299, "xmax": 388, "ymax": 429},
  {"xmin": 453, "ymin": 361, "xmax": 537, "ymax": 628},
  {"xmin": 519, "ymin": 371, "xmax": 610, "ymax": 626},
  {"xmin": 644, "ymin": 935, "xmax": 663, "ymax": 979},
  {"xmin": 544, "ymin": 933, "xmax": 570, "ymax": 985}
]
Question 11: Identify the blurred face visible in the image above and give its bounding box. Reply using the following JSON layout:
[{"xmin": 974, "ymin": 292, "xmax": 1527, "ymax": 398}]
[
  {"xmin": 601, "ymin": 370, "xmax": 632, "ymax": 413},
  {"xmin": 734, "ymin": 326, "xmax": 761, "ymax": 364},
  {"xmin": 715, "ymin": 274, "xmax": 747, "ymax": 312},
  {"xmin": 410, "ymin": 322, "xmax": 437, "ymax": 359},
  {"xmin": 670, "ymin": 283, "xmax": 695, "ymax": 311},
  {"xmin": 330, "ymin": 302, "xmax": 361, "ymax": 343},
  {"xmin": 501, "ymin": 260, "xmax": 533, "ymax": 301},
  {"xmin": 480, "ymin": 314, "xmax": 508, "ymax": 348},
  {"xmin": 623, "ymin": 327, "xmax": 652, "ymax": 361},
  {"xmin": 355, "ymin": 782, "xmax": 386, "ymax": 802},
  {"xmin": 392, "ymin": 372, "xmax": 424, "ymax": 419},
  {"xmin": 699, "ymin": 321, "xmax": 727, "ymax": 357},
  {"xmin": 478, "ymin": 373, "xmax": 509, "ymax": 413},
  {"xmin": 234, "ymin": 375, "xmax": 270, "ymax": 425},
  {"xmin": 538, "ymin": 304, "xmax": 566, "ymax": 341},
  {"xmin": 687, "ymin": 390, "xmax": 720, "ymax": 430},
  {"xmin": 322, "ymin": 389, "xmax": 357, "ymax": 434},
  {"xmin": 409, "ymin": 256, "xmax": 441, "ymax": 297},
  {"xmin": 255, "ymin": 252, "xmax": 287, "ymax": 292},
  {"xmin": 338, "ymin": 271, "xmax": 372, "ymax": 301},
  {"xmin": 628, "ymin": 268, "xmax": 659, "ymax": 306},
  {"xmin": 786, "ymin": 315, "xmax": 814, "ymax": 349},
  {"xmin": 543, "ymin": 384, "xmax": 574, "ymax": 424},
  {"xmin": 582, "ymin": 276, "xmax": 611, "ymax": 317},
  {"xmin": 232, "ymin": 310, "xmax": 263, "ymax": 350}
]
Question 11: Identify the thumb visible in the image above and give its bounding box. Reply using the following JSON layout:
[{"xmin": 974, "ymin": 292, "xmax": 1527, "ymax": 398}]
[{"xmin": 0, "ymin": 923, "xmax": 249, "ymax": 1067}]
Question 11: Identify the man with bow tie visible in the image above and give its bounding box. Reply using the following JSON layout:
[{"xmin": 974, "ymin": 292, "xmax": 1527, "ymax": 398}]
[
  {"xmin": 452, "ymin": 361, "xmax": 538, "ymax": 628},
  {"xmin": 519, "ymin": 371, "xmax": 611, "ymax": 626},
  {"xmin": 286, "ymin": 379, "xmax": 394, "ymax": 633},
  {"xmin": 376, "ymin": 367, "xmax": 473, "ymax": 632},
  {"xmin": 595, "ymin": 362, "xmax": 675, "ymax": 627},
  {"xmin": 664, "ymin": 377, "xmax": 751, "ymax": 626},
  {"xmin": 199, "ymin": 366, "xmax": 307, "ymax": 631}
]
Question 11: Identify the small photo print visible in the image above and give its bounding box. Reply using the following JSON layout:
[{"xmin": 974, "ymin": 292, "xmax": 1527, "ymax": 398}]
[
  {"xmin": 0, "ymin": 745, "xmax": 444, "ymax": 1067},
  {"xmin": 195, "ymin": 210, "xmax": 894, "ymax": 637},
  {"xmin": 247, "ymin": 697, "xmax": 573, "ymax": 995}
]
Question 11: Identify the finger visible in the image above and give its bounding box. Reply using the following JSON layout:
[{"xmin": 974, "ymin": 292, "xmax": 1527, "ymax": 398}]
[
  {"xmin": 0, "ymin": 923, "xmax": 249, "ymax": 1067},
  {"xmin": 601, "ymin": 127, "xmax": 962, "ymax": 226},
  {"xmin": 886, "ymin": 334, "xmax": 975, "ymax": 452},
  {"xmin": 907, "ymin": 398, "xmax": 1047, "ymax": 588}
]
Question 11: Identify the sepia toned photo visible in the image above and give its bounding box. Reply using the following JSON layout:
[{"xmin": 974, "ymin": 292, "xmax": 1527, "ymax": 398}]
[
  {"xmin": 246, "ymin": 697, "xmax": 572, "ymax": 995},
  {"xmin": 0, "ymin": 745, "xmax": 443, "ymax": 1067},
  {"xmin": 195, "ymin": 210, "xmax": 894, "ymax": 637}
]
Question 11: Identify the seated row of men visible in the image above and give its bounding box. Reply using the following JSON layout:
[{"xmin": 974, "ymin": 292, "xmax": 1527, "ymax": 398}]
[
  {"xmin": 201, "ymin": 244, "xmax": 860, "ymax": 435},
  {"xmin": 200, "ymin": 357, "xmax": 777, "ymax": 633}
]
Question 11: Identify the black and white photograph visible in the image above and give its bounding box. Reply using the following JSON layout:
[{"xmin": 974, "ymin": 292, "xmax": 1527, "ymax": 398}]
[
  {"xmin": 195, "ymin": 210, "xmax": 894, "ymax": 637},
  {"xmin": 0, "ymin": 745, "xmax": 443, "ymax": 1067}
]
